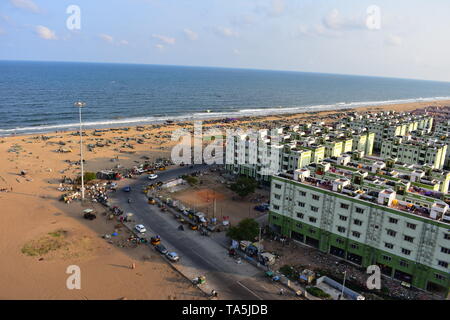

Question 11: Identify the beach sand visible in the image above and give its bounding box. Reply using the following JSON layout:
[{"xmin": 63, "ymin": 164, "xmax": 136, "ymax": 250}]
[{"xmin": 0, "ymin": 99, "xmax": 448, "ymax": 299}]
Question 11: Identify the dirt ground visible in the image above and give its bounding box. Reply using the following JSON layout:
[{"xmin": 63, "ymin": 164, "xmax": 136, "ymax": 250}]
[
  {"xmin": 262, "ymin": 238, "xmax": 441, "ymax": 300},
  {"xmin": 164, "ymin": 171, "xmax": 269, "ymax": 225}
]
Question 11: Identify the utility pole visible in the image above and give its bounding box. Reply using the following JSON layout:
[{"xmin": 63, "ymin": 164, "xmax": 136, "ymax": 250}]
[
  {"xmin": 340, "ymin": 270, "xmax": 347, "ymax": 300},
  {"xmin": 74, "ymin": 101, "xmax": 86, "ymax": 200}
]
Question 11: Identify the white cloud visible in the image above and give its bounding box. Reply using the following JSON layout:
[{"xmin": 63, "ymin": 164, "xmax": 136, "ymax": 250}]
[
  {"xmin": 298, "ymin": 24, "xmax": 342, "ymax": 38},
  {"xmin": 214, "ymin": 26, "xmax": 238, "ymax": 38},
  {"xmin": 183, "ymin": 28, "xmax": 198, "ymax": 41},
  {"xmin": 385, "ymin": 34, "xmax": 403, "ymax": 47},
  {"xmin": 270, "ymin": 0, "xmax": 285, "ymax": 16},
  {"xmin": 155, "ymin": 44, "xmax": 164, "ymax": 50},
  {"xmin": 98, "ymin": 34, "xmax": 129, "ymax": 46},
  {"xmin": 233, "ymin": 48, "xmax": 240, "ymax": 55},
  {"xmin": 231, "ymin": 14, "xmax": 256, "ymax": 27},
  {"xmin": 152, "ymin": 34, "xmax": 176, "ymax": 45},
  {"xmin": 322, "ymin": 9, "xmax": 366, "ymax": 30},
  {"xmin": 35, "ymin": 25, "xmax": 57, "ymax": 40},
  {"xmin": 10, "ymin": 0, "xmax": 40, "ymax": 14},
  {"xmin": 99, "ymin": 33, "xmax": 114, "ymax": 43}
]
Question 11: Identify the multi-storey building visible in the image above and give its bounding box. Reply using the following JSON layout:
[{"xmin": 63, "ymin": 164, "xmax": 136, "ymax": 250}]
[
  {"xmin": 340, "ymin": 112, "xmax": 433, "ymax": 151},
  {"xmin": 225, "ymin": 125, "xmax": 374, "ymax": 182},
  {"xmin": 268, "ymin": 158, "xmax": 450, "ymax": 296},
  {"xmin": 380, "ymin": 136, "xmax": 447, "ymax": 170}
]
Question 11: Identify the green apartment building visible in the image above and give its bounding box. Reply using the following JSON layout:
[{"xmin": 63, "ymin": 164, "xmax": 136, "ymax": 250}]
[{"xmin": 269, "ymin": 170, "xmax": 450, "ymax": 297}]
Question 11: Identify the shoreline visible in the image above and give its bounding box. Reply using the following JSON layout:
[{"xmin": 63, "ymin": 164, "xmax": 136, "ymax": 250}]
[
  {"xmin": 0, "ymin": 97, "xmax": 448, "ymax": 299},
  {"xmin": 1, "ymin": 97, "xmax": 450, "ymax": 137}
]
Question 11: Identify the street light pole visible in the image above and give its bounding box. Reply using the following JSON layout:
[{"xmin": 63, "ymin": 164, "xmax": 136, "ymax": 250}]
[
  {"xmin": 340, "ymin": 270, "xmax": 347, "ymax": 300},
  {"xmin": 74, "ymin": 101, "xmax": 86, "ymax": 200}
]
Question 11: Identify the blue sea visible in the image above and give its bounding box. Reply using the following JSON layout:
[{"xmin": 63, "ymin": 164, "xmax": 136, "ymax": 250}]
[{"xmin": 1, "ymin": 60, "xmax": 450, "ymax": 135}]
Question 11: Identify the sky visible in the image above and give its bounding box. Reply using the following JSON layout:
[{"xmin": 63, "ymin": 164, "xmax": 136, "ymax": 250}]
[{"xmin": 1, "ymin": 0, "xmax": 450, "ymax": 82}]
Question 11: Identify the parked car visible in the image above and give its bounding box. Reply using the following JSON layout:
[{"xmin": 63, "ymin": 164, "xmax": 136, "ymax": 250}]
[
  {"xmin": 155, "ymin": 244, "xmax": 168, "ymax": 255},
  {"xmin": 148, "ymin": 174, "xmax": 158, "ymax": 180},
  {"xmin": 123, "ymin": 186, "xmax": 131, "ymax": 192},
  {"xmin": 166, "ymin": 252, "xmax": 179, "ymax": 262},
  {"xmin": 254, "ymin": 204, "xmax": 269, "ymax": 212},
  {"xmin": 134, "ymin": 224, "xmax": 146, "ymax": 233}
]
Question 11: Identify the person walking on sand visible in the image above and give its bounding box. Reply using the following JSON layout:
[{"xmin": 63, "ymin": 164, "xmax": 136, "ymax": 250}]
[{"xmin": 131, "ymin": 263, "xmax": 136, "ymax": 270}]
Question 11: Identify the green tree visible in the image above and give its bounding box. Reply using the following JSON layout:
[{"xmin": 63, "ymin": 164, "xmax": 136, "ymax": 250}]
[
  {"xmin": 182, "ymin": 175, "xmax": 198, "ymax": 185},
  {"xmin": 230, "ymin": 176, "xmax": 257, "ymax": 198},
  {"xmin": 76, "ymin": 172, "xmax": 96, "ymax": 184},
  {"xmin": 226, "ymin": 218, "xmax": 259, "ymax": 241}
]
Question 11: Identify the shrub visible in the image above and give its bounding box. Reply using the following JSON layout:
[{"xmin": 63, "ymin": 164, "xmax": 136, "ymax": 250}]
[{"xmin": 306, "ymin": 287, "xmax": 331, "ymax": 299}]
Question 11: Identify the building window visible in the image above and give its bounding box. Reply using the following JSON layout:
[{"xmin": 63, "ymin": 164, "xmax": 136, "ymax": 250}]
[
  {"xmin": 273, "ymin": 205, "xmax": 280, "ymax": 210},
  {"xmin": 340, "ymin": 203, "xmax": 349, "ymax": 210},
  {"xmin": 406, "ymin": 222, "xmax": 416, "ymax": 230},
  {"xmin": 441, "ymin": 247, "xmax": 450, "ymax": 254},
  {"xmin": 310, "ymin": 206, "xmax": 319, "ymax": 212},
  {"xmin": 336, "ymin": 238, "xmax": 345, "ymax": 244},
  {"xmin": 353, "ymin": 219, "xmax": 362, "ymax": 226},
  {"xmin": 404, "ymin": 235, "xmax": 414, "ymax": 243},
  {"xmin": 438, "ymin": 260, "xmax": 449, "ymax": 268},
  {"xmin": 435, "ymin": 274, "xmax": 447, "ymax": 281},
  {"xmin": 337, "ymin": 226, "xmax": 346, "ymax": 233},
  {"xmin": 389, "ymin": 217, "xmax": 398, "ymax": 224},
  {"xmin": 299, "ymin": 191, "xmax": 306, "ymax": 196},
  {"xmin": 274, "ymin": 184, "xmax": 282, "ymax": 189},
  {"xmin": 312, "ymin": 194, "xmax": 320, "ymax": 201},
  {"xmin": 385, "ymin": 243, "xmax": 394, "ymax": 249},
  {"xmin": 296, "ymin": 212, "xmax": 304, "ymax": 219},
  {"xmin": 382, "ymin": 255, "xmax": 392, "ymax": 262},
  {"xmin": 399, "ymin": 260, "xmax": 409, "ymax": 268},
  {"xmin": 444, "ymin": 234, "xmax": 450, "ymax": 240},
  {"xmin": 309, "ymin": 228, "xmax": 316, "ymax": 234},
  {"xmin": 350, "ymin": 243, "xmax": 359, "ymax": 250},
  {"xmin": 298, "ymin": 202, "xmax": 305, "ymax": 207},
  {"xmin": 339, "ymin": 215, "xmax": 348, "ymax": 221},
  {"xmin": 309, "ymin": 217, "xmax": 317, "ymax": 223},
  {"xmin": 274, "ymin": 194, "xmax": 281, "ymax": 200},
  {"xmin": 401, "ymin": 248, "xmax": 411, "ymax": 256},
  {"xmin": 352, "ymin": 231, "xmax": 361, "ymax": 238},
  {"xmin": 296, "ymin": 223, "xmax": 303, "ymax": 229},
  {"xmin": 355, "ymin": 207, "xmax": 364, "ymax": 214},
  {"xmin": 387, "ymin": 229, "xmax": 397, "ymax": 237}
]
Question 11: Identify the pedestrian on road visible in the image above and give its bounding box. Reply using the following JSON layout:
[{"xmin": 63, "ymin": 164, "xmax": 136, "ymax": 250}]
[
  {"xmin": 131, "ymin": 263, "xmax": 136, "ymax": 270},
  {"xmin": 279, "ymin": 288, "xmax": 284, "ymax": 296}
]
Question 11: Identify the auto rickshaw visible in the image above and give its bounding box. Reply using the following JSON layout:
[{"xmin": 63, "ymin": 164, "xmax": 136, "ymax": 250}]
[
  {"xmin": 158, "ymin": 166, "xmax": 166, "ymax": 171},
  {"xmin": 150, "ymin": 235, "xmax": 161, "ymax": 246},
  {"xmin": 192, "ymin": 275, "xmax": 206, "ymax": 285},
  {"xmin": 189, "ymin": 223, "xmax": 198, "ymax": 231},
  {"xmin": 148, "ymin": 197, "xmax": 156, "ymax": 205}
]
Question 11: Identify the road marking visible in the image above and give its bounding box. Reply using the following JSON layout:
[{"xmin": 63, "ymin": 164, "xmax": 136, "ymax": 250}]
[{"xmin": 236, "ymin": 281, "xmax": 264, "ymax": 300}]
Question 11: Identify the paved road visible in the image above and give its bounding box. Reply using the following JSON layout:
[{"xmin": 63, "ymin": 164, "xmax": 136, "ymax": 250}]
[{"xmin": 110, "ymin": 165, "xmax": 298, "ymax": 300}]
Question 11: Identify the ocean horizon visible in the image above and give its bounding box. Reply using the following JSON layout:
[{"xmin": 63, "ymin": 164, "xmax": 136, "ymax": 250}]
[{"xmin": 1, "ymin": 60, "xmax": 450, "ymax": 136}]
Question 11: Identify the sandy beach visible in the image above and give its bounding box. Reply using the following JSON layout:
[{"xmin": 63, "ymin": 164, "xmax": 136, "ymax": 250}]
[{"xmin": 0, "ymin": 99, "xmax": 449, "ymax": 299}]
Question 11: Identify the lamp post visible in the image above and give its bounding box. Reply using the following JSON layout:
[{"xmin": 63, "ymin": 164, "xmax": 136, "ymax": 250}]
[
  {"xmin": 340, "ymin": 270, "xmax": 347, "ymax": 300},
  {"xmin": 74, "ymin": 101, "xmax": 86, "ymax": 200}
]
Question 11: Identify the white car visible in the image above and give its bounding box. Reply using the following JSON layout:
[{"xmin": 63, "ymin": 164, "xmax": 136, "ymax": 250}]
[
  {"xmin": 135, "ymin": 224, "xmax": 147, "ymax": 233},
  {"xmin": 148, "ymin": 174, "xmax": 158, "ymax": 180},
  {"xmin": 166, "ymin": 252, "xmax": 179, "ymax": 262}
]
